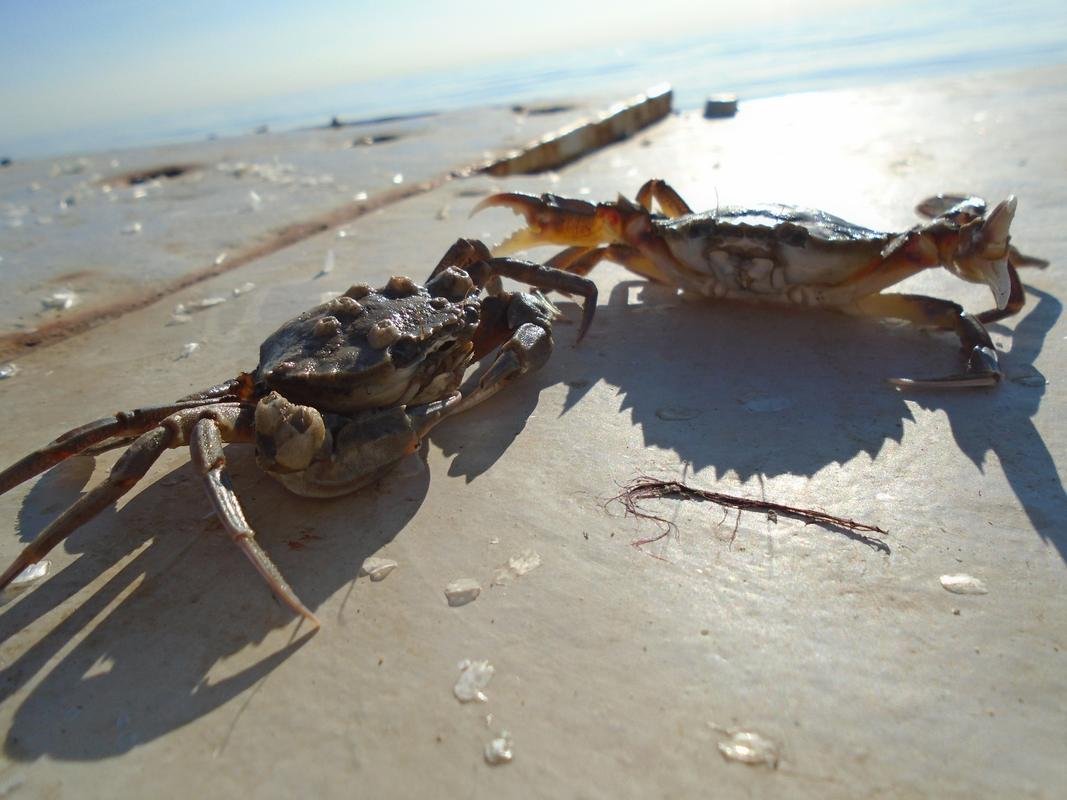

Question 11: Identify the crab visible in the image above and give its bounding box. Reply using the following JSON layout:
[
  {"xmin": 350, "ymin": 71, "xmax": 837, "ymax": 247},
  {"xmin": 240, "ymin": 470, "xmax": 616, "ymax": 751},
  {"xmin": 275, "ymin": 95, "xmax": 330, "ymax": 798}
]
[
  {"xmin": 0, "ymin": 240, "xmax": 596, "ymax": 627},
  {"xmin": 475, "ymin": 179, "xmax": 1046, "ymax": 387}
]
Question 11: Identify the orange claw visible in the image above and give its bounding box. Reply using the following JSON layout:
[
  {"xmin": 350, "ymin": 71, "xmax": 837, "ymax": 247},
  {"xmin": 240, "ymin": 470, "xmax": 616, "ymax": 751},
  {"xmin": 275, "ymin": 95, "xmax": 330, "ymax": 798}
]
[{"xmin": 472, "ymin": 192, "xmax": 611, "ymax": 255}]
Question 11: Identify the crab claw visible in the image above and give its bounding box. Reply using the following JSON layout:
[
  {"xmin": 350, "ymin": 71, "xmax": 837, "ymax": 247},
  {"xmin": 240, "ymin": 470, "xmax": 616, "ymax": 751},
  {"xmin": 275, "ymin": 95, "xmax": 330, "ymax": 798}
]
[
  {"xmin": 948, "ymin": 196, "xmax": 1017, "ymax": 310},
  {"xmin": 975, "ymin": 196, "xmax": 1017, "ymax": 309},
  {"xmin": 472, "ymin": 192, "xmax": 609, "ymax": 255}
]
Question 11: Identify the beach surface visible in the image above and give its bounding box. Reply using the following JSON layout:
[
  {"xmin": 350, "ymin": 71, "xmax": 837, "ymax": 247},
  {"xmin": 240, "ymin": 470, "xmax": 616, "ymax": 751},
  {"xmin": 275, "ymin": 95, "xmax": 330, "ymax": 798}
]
[{"xmin": 0, "ymin": 64, "xmax": 1065, "ymax": 798}]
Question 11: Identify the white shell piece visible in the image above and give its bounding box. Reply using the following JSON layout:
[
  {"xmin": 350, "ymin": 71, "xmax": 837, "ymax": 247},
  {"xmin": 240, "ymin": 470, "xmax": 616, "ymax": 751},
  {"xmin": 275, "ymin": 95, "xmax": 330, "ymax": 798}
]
[
  {"xmin": 175, "ymin": 297, "xmax": 227, "ymax": 314},
  {"xmin": 717, "ymin": 730, "xmax": 779, "ymax": 767},
  {"xmin": 0, "ymin": 363, "xmax": 20, "ymax": 379},
  {"xmin": 232, "ymin": 282, "xmax": 256, "ymax": 296},
  {"xmin": 41, "ymin": 289, "xmax": 79, "ymax": 311},
  {"xmin": 0, "ymin": 561, "xmax": 51, "ymax": 605},
  {"xmin": 248, "ymin": 190, "xmax": 263, "ymax": 211},
  {"xmin": 454, "ymin": 659, "xmax": 495, "ymax": 703},
  {"xmin": 359, "ymin": 557, "xmax": 398, "ymax": 582},
  {"xmin": 121, "ymin": 221, "xmax": 143, "ymax": 235},
  {"xmin": 492, "ymin": 550, "xmax": 542, "ymax": 585},
  {"xmin": 11, "ymin": 561, "xmax": 50, "ymax": 588},
  {"xmin": 178, "ymin": 342, "xmax": 200, "ymax": 359},
  {"xmin": 445, "ymin": 578, "xmax": 481, "ymax": 607},
  {"xmin": 940, "ymin": 574, "xmax": 988, "ymax": 595},
  {"xmin": 484, "ymin": 731, "xmax": 514, "ymax": 765}
]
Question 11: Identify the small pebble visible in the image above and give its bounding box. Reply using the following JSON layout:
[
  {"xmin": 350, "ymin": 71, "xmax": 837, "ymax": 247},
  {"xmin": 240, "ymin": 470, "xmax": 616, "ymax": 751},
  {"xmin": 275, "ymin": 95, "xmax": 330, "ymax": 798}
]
[
  {"xmin": 177, "ymin": 342, "xmax": 200, "ymax": 359},
  {"xmin": 0, "ymin": 363, "xmax": 19, "ymax": 379},
  {"xmin": 940, "ymin": 574, "xmax": 988, "ymax": 595},
  {"xmin": 174, "ymin": 297, "xmax": 227, "ymax": 315},
  {"xmin": 484, "ymin": 731, "xmax": 513, "ymax": 765},
  {"xmin": 717, "ymin": 730, "xmax": 779, "ymax": 767},
  {"xmin": 121, "ymin": 222, "xmax": 142, "ymax": 235},
  {"xmin": 454, "ymin": 659, "xmax": 494, "ymax": 703},
  {"xmin": 0, "ymin": 561, "xmax": 50, "ymax": 605},
  {"xmin": 41, "ymin": 289, "xmax": 78, "ymax": 311},
  {"xmin": 704, "ymin": 93, "xmax": 739, "ymax": 119},
  {"xmin": 359, "ymin": 557, "xmax": 397, "ymax": 582},
  {"xmin": 445, "ymin": 578, "xmax": 481, "ymax": 607}
]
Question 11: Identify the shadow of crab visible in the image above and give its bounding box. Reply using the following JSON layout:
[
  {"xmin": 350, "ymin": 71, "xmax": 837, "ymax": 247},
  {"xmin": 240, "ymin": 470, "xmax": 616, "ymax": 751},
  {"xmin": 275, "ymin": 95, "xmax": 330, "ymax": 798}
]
[
  {"xmin": 0, "ymin": 442, "xmax": 430, "ymax": 760},
  {"xmin": 549, "ymin": 277, "xmax": 1065, "ymax": 558}
]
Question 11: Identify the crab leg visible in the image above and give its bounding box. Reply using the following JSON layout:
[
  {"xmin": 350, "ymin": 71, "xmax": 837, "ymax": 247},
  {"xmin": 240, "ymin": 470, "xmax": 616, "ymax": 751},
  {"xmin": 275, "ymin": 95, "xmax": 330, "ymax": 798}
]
[
  {"xmin": 0, "ymin": 425, "xmax": 175, "ymax": 595},
  {"xmin": 178, "ymin": 372, "xmax": 257, "ymax": 403},
  {"xmin": 546, "ymin": 244, "xmax": 669, "ymax": 283},
  {"xmin": 635, "ymin": 179, "xmax": 694, "ymax": 217},
  {"xmin": 430, "ymin": 240, "xmax": 598, "ymax": 342},
  {"xmin": 189, "ymin": 417, "xmax": 319, "ymax": 628},
  {"xmin": 851, "ymin": 293, "xmax": 1000, "ymax": 388},
  {"xmin": 1, "ymin": 404, "xmax": 315, "ymax": 625},
  {"xmin": 0, "ymin": 399, "xmax": 235, "ymax": 495},
  {"xmin": 476, "ymin": 257, "xmax": 598, "ymax": 341}
]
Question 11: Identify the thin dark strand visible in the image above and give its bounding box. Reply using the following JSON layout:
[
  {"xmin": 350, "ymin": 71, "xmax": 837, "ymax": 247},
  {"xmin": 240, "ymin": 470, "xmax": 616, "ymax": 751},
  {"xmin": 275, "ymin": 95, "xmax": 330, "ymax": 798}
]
[{"xmin": 615, "ymin": 476, "xmax": 890, "ymax": 554}]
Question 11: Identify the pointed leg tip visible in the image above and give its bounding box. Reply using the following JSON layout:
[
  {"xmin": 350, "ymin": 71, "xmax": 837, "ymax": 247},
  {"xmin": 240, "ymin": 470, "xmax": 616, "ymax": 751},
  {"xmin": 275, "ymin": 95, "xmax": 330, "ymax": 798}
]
[{"xmin": 888, "ymin": 374, "xmax": 1000, "ymax": 390}]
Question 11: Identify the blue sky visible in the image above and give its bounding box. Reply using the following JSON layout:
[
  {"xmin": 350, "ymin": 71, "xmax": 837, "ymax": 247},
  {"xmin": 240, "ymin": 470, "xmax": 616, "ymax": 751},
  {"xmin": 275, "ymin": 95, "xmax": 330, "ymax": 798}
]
[{"xmin": 2, "ymin": 0, "xmax": 870, "ymax": 153}]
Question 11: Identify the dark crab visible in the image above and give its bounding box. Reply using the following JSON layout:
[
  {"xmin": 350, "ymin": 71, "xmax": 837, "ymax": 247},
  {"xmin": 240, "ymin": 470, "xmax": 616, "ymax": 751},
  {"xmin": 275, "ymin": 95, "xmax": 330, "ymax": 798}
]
[
  {"xmin": 0, "ymin": 240, "xmax": 596, "ymax": 627},
  {"xmin": 476, "ymin": 179, "xmax": 1046, "ymax": 388}
]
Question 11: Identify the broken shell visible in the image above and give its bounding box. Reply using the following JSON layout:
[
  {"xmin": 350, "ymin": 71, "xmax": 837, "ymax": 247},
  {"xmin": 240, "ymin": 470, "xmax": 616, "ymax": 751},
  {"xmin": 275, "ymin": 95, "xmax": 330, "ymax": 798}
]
[
  {"xmin": 717, "ymin": 730, "xmax": 780, "ymax": 767},
  {"xmin": 484, "ymin": 732, "xmax": 514, "ymax": 765},
  {"xmin": 940, "ymin": 574, "xmax": 988, "ymax": 595},
  {"xmin": 454, "ymin": 659, "xmax": 495, "ymax": 703},
  {"xmin": 359, "ymin": 557, "xmax": 398, "ymax": 582}
]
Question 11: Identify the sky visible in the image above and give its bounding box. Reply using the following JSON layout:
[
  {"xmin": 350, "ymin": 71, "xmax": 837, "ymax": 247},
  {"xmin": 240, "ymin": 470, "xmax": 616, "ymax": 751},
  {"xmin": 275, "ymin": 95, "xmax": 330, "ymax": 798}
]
[{"xmin": 1, "ymin": 0, "xmax": 880, "ymax": 153}]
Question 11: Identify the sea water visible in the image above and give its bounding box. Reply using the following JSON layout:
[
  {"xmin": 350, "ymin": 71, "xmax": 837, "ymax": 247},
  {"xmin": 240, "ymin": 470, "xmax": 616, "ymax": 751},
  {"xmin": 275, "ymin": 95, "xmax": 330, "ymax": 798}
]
[{"xmin": 5, "ymin": 0, "xmax": 1066, "ymax": 159}]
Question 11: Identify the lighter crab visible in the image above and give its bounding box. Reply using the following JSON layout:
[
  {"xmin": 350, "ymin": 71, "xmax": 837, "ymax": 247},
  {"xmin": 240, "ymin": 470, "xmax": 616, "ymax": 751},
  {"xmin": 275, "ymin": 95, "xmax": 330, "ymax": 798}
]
[
  {"xmin": 0, "ymin": 240, "xmax": 596, "ymax": 627},
  {"xmin": 477, "ymin": 179, "xmax": 1046, "ymax": 387}
]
